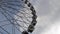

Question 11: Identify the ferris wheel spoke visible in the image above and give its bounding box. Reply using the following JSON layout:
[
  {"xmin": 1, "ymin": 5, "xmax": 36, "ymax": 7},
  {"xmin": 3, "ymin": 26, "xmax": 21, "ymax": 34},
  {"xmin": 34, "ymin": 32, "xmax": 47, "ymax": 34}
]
[
  {"xmin": 0, "ymin": 0, "xmax": 37, "ymax": 34},
  {"xmin": 0, "ymin": 23, "xmax": 11, "ymax": 27},
  {"xmin": 1, "ymin": 3, "xmax": 30, "ymax": 16},
  {"xmin": 16, "ymin": 25, "xmax": 27, "ymax": 31},
  {"xmin": 3, "ymin": 10, "xmax": 29, "ymax": 25},
  {"xmin": 1, "ymin": 1, "xmax": 31, "ymax": 15},
  {"xmin": 0, "ymin": 10, "xmax": 21, "ymax": 27},
  {"xmin": 1, "ymin": 2, "xmax": 34, "ymax": 31},
  {"xmin": 0, "ymin": 8, "xmax": 16, "ymax": 27},
  {"xmin": 2, "ymin": 0, "xmax": 21, "ymax": 3},
  {"xmin": 1, "ymin": 4, "xmax": 21, "ymax": 10},
  {"xmin": 2, "ymin": 2, "xmax": 23, "ymax": 7},
  {"xmin": 2, "ymin": 4, "xmax": 25, "ymax": 14},
  {"xmin": 15, "ymin": 25, "xmax": 27, "ymax": 33},
  {"xmin": 0, "ymin": 26, "xmax": 10, "ymax": 34},
  {"xmin": 8, "ymin": 11, "xmax": 32, "ymax": 23},
  {"xmin": 3, "ymin": 12, "xmax": 29, "ymax": 27},
  {"xmin": 0, "ymin": 7, "xmax": 27, "ymax": 27},
  {"xmin": 0, "ymin": 21, "xmax": 27, "ymax": 32},
  {"xmin": 15, "ymin": 26, "xmax": 21, "ymax": 32},
  {"xmin": 0, "ymin": 10, "xmax": 25, "ymax": 33},
  {"xmin": 1, "ymin": 6, "xmax": 31, "ymax": 25}
]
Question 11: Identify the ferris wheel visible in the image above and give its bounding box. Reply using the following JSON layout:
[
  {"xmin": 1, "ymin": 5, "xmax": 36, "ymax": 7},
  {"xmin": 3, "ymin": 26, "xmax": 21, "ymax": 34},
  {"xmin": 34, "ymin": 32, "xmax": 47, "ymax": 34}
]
[{"xmin": 0, "ymin": 0, "xmax": 37, "ymax": 34}]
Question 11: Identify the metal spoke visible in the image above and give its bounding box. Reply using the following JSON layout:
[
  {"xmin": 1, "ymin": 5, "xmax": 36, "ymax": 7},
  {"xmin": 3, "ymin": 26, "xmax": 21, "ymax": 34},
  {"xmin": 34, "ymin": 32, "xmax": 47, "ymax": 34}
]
[
  {"xmin": 0, "ymin": 0, "xmax": 37, "ymax": 34},
  {"xmin": 0, "ymin": 26, "xmax": 10, "ymax": 34}
]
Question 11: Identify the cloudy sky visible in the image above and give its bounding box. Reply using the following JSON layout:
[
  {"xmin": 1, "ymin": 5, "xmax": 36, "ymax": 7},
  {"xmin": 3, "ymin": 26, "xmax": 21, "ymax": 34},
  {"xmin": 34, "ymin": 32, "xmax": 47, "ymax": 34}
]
[{"xmin": 29, "ymin": 0, "xmax": 60, "ymax": 34}]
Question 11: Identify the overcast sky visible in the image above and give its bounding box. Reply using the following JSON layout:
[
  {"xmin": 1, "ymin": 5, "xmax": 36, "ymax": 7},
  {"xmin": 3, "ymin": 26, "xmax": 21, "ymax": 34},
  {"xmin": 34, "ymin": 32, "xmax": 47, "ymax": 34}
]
[{"xmin": 29, "ymin": 0, "xmax": 60, "ymax": 34}]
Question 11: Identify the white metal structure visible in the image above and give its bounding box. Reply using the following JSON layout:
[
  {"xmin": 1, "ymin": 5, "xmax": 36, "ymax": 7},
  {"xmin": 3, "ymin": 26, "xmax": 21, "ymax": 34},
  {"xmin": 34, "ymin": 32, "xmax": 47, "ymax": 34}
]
[{"xmin": 0, "ymin": 0, "xmax": 37, "ymax": 34}]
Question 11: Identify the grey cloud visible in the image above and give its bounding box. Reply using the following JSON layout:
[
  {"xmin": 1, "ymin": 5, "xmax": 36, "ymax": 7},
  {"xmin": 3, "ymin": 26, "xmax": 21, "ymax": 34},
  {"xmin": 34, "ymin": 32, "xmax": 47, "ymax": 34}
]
[{"xmin": 30, "ymin": 0, "xmax": 60, "ymax": 34}]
